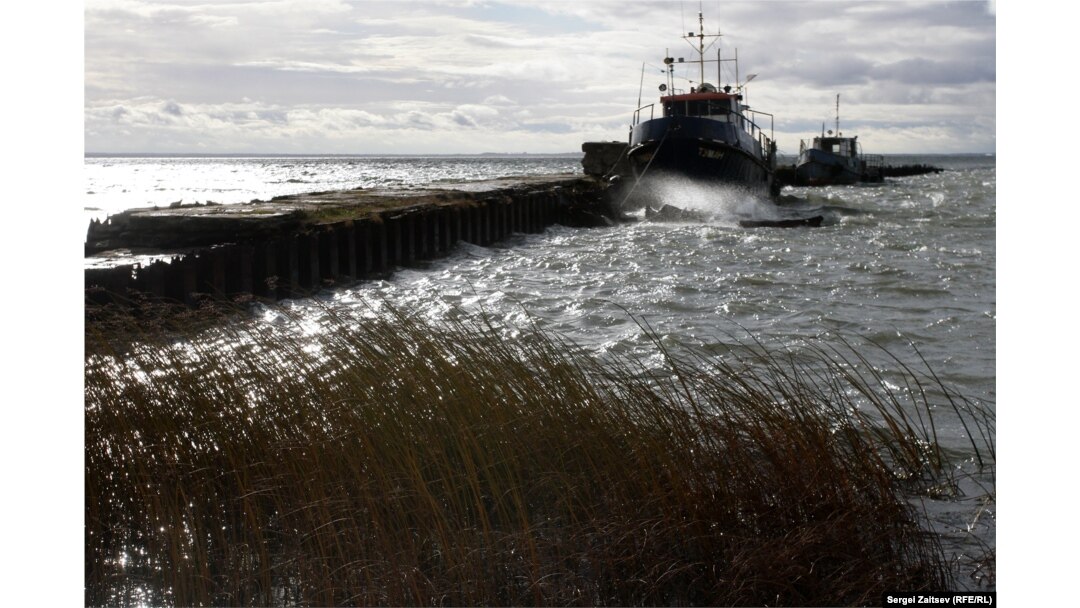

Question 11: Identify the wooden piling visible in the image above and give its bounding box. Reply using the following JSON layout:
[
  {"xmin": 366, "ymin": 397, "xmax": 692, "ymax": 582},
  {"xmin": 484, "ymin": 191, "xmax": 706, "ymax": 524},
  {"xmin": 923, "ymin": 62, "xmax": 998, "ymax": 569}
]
[
  {"xmin": 178, "ymin": 256, "xmax": 199, "ymax": 306},
  {"xmin": 356, "ymin": 221, "xmax": 373, "ymax": 275},
  {"xmin": 318, "ymin": 227, "xmax": 339, "ymax": 284},
  {"xmin": 449, "ymin": 206, "xmax": 462, "ymax": 246},
  {"xmin": 483, "ymin": 201, "xmax": 495, "ymax": 245},
  {"xmin": 386, "ymin": 215, "xmax": 403, "ymax": 266},
  {"xmin": 297, "ymin": 233, "xmax": 319, "ymax": 291},
  {"xmin": 369, "ymin": 218, "xmax": 388, "ymax": 274},
  {"xmin": 197, "ymin": 248, "xmax": 227, "ymax": 298},
  {"xmin": 276, "ymin": 236, "xmax": 300, "ymax": 299},
  {"xmin": 226, "ymin": 244, "xmax": 254, "ymax": 297},
  {"xmin": 438, "ymin": 207, "xmax": 451, "ymax": 254},
  {"xmin": 461, "ymin": 205, "xmax": 474, "ymax": 245},
  {"xmin": 338, "ymin": 221, "xmax": 357, "ymax": 280},
  {"xmin": 252, "ymin": 240, "xmax": 278, "ymax": 298},
  {"xmin": 136, "ymin": 260, "xmax": 168, "ymax": 300},
  {"xmin": 85, "ymin": 176, "xmax": 615, "ymax": 308}
]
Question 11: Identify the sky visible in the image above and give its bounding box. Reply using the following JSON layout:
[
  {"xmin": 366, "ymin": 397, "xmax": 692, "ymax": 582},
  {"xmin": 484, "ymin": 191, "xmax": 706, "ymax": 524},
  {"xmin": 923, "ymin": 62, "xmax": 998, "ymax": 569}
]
[{"xmin": 84, "ymin": 0, "xmax": 997, "ymax": 155}]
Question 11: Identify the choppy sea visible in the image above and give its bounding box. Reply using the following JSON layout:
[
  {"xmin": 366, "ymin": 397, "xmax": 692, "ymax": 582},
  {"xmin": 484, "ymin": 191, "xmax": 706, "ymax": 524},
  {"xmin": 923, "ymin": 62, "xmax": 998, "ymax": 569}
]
[{"xmin": 85, "ymin": 152, "xmax": 996, "ymax": 588}]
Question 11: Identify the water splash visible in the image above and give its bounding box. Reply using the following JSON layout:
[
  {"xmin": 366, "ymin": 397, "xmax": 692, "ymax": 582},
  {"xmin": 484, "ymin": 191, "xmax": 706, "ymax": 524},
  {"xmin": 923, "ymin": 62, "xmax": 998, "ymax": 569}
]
[{"xmin": 632, "ymin": 173, "xmax": 832, "ymax": 225}]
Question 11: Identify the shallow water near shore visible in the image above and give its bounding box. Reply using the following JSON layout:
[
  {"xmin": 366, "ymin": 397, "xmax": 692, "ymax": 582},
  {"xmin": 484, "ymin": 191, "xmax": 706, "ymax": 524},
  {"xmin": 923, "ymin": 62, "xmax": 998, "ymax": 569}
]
[{"xmin": 85, "ymin": 153, "xmax": 996, "ymax": 589}]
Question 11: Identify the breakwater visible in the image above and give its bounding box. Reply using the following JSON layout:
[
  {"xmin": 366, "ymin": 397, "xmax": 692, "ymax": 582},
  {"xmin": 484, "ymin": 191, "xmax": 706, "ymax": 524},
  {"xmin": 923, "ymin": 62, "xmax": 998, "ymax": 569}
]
[
  {"xmin": 772, "ymin": 163, "xmax": 943, "ymax": 186},
  {"xmin": 85, "ymin": 175, "xmax": 618, "ymax": 306}
]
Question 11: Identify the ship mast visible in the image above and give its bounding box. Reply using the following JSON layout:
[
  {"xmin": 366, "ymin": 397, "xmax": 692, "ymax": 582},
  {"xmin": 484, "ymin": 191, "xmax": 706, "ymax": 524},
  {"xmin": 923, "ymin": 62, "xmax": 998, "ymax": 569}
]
[
  {"xmin": 835, "ymin": 94, "xmax": 841, "ymax": 136},
  {"xmin": 695, "ymin": 11, "xmax": 706, "ymax": 85},
  {"xmin": 683, "ymin": 9, "xmax": 720, "ymax": 89}
]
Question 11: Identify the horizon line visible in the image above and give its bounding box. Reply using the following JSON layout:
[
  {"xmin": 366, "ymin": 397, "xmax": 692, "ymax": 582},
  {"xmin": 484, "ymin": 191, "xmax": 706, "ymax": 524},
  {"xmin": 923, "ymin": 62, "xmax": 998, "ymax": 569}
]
[{"xmin": 85, "ymin": 151, "xmax": 996, "ymax": 157}]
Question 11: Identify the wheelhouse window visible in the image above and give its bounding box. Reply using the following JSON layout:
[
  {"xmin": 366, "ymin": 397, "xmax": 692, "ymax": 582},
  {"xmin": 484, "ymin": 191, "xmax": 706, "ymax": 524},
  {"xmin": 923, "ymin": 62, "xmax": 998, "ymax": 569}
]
[{"xmin": 663, "ymin": 99, "xmax": 735, "ymax": 119}]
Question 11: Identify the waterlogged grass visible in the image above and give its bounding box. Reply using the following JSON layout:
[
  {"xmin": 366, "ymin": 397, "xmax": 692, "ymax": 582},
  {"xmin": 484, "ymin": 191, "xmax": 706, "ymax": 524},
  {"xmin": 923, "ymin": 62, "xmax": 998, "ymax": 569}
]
[{"xmin": 85, "ymin": 302, "xmax": 994, "ymax": 606}]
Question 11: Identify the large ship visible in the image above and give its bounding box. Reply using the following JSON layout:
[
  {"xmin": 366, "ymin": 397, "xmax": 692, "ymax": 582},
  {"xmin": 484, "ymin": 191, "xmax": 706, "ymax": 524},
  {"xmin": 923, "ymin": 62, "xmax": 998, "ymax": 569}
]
[{"xmin": 627, "ymin": 10, "xmax": 778, "ymax": 199}]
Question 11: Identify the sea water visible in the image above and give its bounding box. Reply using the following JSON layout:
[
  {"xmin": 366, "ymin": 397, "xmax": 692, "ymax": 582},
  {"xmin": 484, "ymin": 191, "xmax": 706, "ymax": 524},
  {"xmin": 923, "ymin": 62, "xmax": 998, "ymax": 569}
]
[{"xmin": 84, "ymin": 152, "xmax": 996, "ymax": 588}]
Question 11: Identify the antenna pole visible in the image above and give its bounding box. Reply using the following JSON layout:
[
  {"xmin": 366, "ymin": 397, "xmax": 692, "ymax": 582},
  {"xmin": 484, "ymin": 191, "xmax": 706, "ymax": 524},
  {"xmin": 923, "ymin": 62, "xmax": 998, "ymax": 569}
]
[
  {"xmin": 638, "ymin": 62, "xmax": 645, "ymax": 109},
  {"xmin": 735, "ymin": 48, "xmax": 739, "ymax": 91},
  {"xmin": 666, "ymin": 48, "xmax": 674, "ymax": 93},
  {"xmin": 698, "ymin": 11, "xmax": 705, "ymax": 86},
  {"xmin": 835, "ymin": 94, "xmax": 840, "ymax": 136}
]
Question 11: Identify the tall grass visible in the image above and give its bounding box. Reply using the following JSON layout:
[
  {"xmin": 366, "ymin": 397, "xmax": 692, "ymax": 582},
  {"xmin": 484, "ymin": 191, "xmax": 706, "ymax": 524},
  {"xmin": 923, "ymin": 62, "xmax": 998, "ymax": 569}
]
[{"xmin": 85, "ymin": 301, "xmax": 993, "ymax": 606}]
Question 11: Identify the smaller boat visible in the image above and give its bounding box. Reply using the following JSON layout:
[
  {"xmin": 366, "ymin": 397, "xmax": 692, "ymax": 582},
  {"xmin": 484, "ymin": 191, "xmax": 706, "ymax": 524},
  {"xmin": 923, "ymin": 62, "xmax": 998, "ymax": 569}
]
[{"xmin": 795, "ymin": 95, "xmax": 882, "ymax": 186}]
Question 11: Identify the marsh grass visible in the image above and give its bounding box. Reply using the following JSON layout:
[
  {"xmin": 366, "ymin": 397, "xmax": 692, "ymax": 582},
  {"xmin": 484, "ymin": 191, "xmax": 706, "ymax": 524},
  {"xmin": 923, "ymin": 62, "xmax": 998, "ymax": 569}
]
[{"xmin": 85, "ymin": 301, "xmax": 993, "ymax": 606}]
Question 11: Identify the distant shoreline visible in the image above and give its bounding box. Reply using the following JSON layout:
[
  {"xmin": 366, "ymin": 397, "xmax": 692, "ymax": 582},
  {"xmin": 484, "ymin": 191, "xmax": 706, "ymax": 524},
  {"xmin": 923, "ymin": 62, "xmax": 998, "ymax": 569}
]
[
  {"xmin": 85, "ymin": 151, "xmax": 994, "ymax": 159},
  {"xmin": 84, "ymin": 152, "xmax": 589, "ymax": 159}
]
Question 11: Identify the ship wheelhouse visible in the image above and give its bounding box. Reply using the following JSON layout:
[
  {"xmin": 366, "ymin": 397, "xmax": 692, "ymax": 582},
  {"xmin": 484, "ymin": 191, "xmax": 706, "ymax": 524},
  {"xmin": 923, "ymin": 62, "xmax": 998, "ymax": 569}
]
[
  {"xmin": 659, "ymin": 82, "xmax": 750, "ymax": 127},
  {"xmin": 663, "ymin": 92, "xmax": 738, "ymax": 118},
  {"xmin": 631, "ymin": 82, "xmax": 769, "ymax": 164},
  {"xmin": 800, "ymin": 136, "xmax": 858, "ymax": 158}
]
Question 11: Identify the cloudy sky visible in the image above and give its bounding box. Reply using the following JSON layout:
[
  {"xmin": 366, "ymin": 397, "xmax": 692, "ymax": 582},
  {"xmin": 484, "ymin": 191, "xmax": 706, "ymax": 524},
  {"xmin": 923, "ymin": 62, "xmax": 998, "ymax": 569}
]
[{"xmin": 84, "ymin": 0, "xmax": 996, "ymax": 155}]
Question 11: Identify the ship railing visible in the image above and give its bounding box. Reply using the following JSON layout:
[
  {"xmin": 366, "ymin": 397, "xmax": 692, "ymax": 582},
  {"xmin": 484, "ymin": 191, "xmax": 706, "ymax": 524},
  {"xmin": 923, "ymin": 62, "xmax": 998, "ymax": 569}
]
[
  {"xmin": 861, "ymin": 154, "xmax": 884, "ymax": 169},
  {"xmin": 745, "ymin": 109, "xmax": 775, "ymax": 159},
  {"xmin": 632, "ymin": 104, "xmax": 656, "ymax": 126},
  {"xmin": 860, "ymin": 153, "xmax": 885, "ymax": 179}
]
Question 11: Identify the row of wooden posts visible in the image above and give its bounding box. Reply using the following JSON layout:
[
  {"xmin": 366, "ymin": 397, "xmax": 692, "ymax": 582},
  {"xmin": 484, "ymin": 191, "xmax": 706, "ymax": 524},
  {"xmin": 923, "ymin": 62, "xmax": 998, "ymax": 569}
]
[{"xmin": 86, "ymin": 189, "xmax": 580, "ymax": 307}]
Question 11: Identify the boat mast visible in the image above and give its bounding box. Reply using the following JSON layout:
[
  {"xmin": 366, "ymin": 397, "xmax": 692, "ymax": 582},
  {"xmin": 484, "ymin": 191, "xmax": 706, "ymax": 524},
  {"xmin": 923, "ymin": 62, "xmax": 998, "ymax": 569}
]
[
  {"xmin": 696, "ymin": 11, "xmax": 705, "ymax": 85},
  {"xmin": 835, "ymin": 94, "xmax": 841, "ymax": 136},
  {"xmin": 683, "ymin": 9, "xmax": 720, "ymax": 89}
]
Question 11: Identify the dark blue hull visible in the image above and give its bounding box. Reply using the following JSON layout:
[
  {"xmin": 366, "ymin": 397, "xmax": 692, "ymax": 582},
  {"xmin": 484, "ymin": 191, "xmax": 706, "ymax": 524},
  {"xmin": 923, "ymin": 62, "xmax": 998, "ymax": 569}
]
[
  {"xmin": 627, "ymin": 117, "xmax": 776, "ymax": 198},
  {"xmin": 795, "ymin": 148, "xmax": 861, "ymax": 185}
]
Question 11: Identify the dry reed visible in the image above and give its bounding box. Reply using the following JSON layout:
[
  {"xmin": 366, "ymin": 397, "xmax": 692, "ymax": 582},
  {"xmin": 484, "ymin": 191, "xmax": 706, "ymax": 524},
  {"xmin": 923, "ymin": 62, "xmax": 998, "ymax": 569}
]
[{"xmin": 85, "ymin": 300, "xmax": 993, "ymax": 606}]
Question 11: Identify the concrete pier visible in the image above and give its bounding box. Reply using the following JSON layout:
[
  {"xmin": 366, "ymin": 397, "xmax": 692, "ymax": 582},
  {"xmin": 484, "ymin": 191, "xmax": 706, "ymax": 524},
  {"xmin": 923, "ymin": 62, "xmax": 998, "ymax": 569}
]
[{"xmin": 86, "ymin": 175, "xmax": 620, "ymax": 307}]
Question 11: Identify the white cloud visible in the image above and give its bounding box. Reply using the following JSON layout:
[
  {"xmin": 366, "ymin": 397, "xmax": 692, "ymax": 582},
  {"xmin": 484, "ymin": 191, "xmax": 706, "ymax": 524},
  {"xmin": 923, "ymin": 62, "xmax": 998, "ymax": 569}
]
[{"xmin": 85, "ymin": 1, "xmax": 996, "ymax": 153}]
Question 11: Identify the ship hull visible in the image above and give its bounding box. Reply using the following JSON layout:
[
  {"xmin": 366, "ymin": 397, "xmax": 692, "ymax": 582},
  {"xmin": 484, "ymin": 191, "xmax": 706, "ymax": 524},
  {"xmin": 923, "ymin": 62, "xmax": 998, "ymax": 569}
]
[
  {"xmin": 627, "ymin": 117, "xmax": 775, "ymax": 198},
  {"xmin": 795, "ymin": 148, "xmax": 861, "ymax": 186}
]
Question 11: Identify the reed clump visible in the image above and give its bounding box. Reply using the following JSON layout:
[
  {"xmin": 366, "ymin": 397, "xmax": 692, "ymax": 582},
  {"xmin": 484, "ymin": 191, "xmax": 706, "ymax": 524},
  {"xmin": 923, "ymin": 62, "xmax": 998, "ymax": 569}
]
[{"xmin": 85, "ymin": 302, "xmax": 992, "ymax": 606}]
